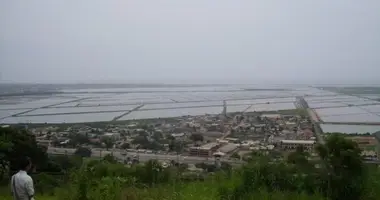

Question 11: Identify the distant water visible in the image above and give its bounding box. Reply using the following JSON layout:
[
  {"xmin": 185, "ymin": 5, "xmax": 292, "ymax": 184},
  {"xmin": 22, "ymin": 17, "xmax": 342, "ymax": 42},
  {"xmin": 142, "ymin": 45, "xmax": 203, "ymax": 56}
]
[
  {"xmin": 321, "ymin": 124, "xmax": 380, "ymax": 134},
  {"xmin": 1, "ymin": 85, "xmax": 379, "ymax": 124}
]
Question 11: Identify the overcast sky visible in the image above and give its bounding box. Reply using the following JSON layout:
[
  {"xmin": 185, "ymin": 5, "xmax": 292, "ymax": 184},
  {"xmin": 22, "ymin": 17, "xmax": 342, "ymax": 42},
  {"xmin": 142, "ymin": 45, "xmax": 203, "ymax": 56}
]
[{"xmin": 1, "ymin": 0, "xmax": 379, "ymax": 84}]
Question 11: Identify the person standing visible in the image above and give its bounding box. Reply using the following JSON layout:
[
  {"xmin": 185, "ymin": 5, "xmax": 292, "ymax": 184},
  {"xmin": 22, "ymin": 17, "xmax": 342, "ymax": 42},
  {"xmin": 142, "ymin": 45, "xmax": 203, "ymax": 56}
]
[{"xmin": 11, "ymin": 157, "xmax": 35, "ymax": 200}]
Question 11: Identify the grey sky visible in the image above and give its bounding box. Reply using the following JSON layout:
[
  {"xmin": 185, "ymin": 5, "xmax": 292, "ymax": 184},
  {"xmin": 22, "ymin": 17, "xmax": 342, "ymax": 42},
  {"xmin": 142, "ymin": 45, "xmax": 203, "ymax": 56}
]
[{"xmin": 1, "ymin": 0, "xmax": 379, "ymax": 84}]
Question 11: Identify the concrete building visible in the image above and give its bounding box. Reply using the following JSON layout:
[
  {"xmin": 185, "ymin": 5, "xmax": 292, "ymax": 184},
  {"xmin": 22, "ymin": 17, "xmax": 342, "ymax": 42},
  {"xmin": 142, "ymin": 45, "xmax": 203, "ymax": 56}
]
[
  {"xmin": 216, "ymin": 139, "xmax": 229, "ymax": 144},
  {"xmin": 202, "ymin": 131, "xmax": 224, "ymax": 137},
  {"xmin": 171, "ymin": 133, "xmax": 185, "ymax": 137},
  {"xmin": 348, "ymin": 136, "xmax": 378, "ymax": 148},
  {"xmin": 189, "ymin": 142, "xmax": 220, "ymax": 157},
  {"xmin": 207, "ymin": 123, "xmax": 223, "ymax": 131},
  {"xmin": 225, "ymin": 137, "xmax": 239, "ymax": 143},
  {"xmin": 280, "ymin": 140, "xmax": 316, "ymax": 151},
  {"xmin": 362, "ymin": 150, "xmax": 378, "ymax": 160},
  {"xmin": 348, "ymin": 136, "xmax": 379, "ymax": 160},
  {"xmin": 261, "ymin": 114, "xmax": 281, "ymax": 120},
  {"xmin": 217, "ymin": 143, "xmax": 239, "ymax": 154}
]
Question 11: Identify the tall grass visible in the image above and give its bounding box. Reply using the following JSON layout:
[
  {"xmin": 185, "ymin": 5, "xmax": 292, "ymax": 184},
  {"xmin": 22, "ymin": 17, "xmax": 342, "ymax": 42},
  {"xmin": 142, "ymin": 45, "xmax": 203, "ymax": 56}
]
[
  {"xmin": 2, "ymin": 157, "xmax": 379, "ymax": 200},
  {"xmin": 0, "ymin": 169, "xmax": 326, "ymax": 200}
]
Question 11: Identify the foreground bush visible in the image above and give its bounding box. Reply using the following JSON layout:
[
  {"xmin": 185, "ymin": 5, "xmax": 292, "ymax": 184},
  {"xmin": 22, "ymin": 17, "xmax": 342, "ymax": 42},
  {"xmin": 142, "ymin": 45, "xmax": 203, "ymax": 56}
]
[{"xmin": 2, "ymin": 133, "xmax": 380, "ymax": 200}]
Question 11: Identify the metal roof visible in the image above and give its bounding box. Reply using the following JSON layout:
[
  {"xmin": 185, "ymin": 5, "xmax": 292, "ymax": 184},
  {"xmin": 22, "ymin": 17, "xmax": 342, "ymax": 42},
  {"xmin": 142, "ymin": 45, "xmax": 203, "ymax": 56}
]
[{"xmin": 281, "ymin": 140, "xmax": 315, "ymax": 144}]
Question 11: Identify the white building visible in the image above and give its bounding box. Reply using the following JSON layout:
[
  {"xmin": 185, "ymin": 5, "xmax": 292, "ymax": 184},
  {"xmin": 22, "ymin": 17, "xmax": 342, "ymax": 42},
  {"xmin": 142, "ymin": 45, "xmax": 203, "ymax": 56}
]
[
  {"xmin": 216, "ymin": 139, "xmax": 229, "ymax": 144},
  {"xmin": 280, "ymin": 140, "xmax": 316, "ymax": 151},
  {"xmin": 261, "ymin": 114, "xmax": 281, "ymax": 120}
]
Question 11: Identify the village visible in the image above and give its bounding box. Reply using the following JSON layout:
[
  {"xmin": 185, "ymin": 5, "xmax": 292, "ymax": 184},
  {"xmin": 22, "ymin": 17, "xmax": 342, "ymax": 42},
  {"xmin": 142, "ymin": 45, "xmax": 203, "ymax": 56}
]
[{"xmin": 16, "ymin": 106, "xmax": 376, "ymax": 169}]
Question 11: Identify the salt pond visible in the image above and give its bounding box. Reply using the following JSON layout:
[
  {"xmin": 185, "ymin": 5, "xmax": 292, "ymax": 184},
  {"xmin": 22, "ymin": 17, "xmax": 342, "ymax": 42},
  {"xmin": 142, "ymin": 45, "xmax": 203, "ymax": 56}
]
[{"xmin": 1, "ymin": 86, "xmax": 379, "ymax": 124}]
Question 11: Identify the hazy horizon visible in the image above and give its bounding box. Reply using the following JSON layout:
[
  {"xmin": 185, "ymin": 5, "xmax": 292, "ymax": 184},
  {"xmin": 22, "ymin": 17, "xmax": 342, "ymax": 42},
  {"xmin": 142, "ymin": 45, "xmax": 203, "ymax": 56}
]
[{"xmin": 1, "ymin": 1, "xmax": 380, "ymax": 85}]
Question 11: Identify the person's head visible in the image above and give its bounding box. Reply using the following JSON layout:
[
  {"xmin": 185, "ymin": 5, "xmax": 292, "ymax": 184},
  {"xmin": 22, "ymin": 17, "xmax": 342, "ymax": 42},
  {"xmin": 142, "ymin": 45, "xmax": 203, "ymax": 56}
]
[{"xmin": 19, "ymin": 157, "xmax": 32, "ymax": 172}]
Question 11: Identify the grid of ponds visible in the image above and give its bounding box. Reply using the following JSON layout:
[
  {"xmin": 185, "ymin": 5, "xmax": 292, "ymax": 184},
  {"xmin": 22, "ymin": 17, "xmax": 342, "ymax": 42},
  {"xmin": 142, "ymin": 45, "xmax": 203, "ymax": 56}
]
[{"xmin": 1, "ymin": 86, "xmax": 379, "ymax": 125}]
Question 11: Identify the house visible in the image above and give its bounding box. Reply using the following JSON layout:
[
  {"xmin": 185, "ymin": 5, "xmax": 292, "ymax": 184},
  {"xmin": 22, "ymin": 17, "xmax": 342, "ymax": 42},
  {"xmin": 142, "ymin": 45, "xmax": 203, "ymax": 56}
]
[{"xmin": 189, "ymin": 142, "xmax": 220, "ymax": 157}]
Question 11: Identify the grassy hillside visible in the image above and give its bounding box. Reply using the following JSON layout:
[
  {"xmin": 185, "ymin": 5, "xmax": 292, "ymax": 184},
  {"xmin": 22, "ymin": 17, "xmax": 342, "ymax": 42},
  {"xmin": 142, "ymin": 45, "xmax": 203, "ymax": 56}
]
[
  {"xmin": 1, "ymin": 176, "xmax": 325, "ymax": 200},
  {"xmin": 3, "ymin": 156, "xmax": 380, "ymax": 200},
  {"xmin": 2, "ymin": 127, "xmax": 380, "ymax": 200}
]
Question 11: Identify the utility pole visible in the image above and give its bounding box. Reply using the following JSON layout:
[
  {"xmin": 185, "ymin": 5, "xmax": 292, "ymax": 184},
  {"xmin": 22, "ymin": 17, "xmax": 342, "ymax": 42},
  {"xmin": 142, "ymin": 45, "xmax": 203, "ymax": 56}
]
[
  {"xmin": 177, "ymin": 141, "xmax": 183, "ymax": 164},
  {"xmin": 222, "ymin": 100, "xmax": 227, "ymax": 118}
]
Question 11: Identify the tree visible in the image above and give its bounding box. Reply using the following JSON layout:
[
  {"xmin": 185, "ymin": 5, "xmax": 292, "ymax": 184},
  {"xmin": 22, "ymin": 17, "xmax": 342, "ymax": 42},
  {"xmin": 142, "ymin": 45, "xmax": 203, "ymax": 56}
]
[
  {"xmin": 101, "ymin": 137, "xmax": 114, "ymax": 150},
  {"xmin": 146, "ymin": 125, "xmax": 155, "ymax": 133},
  {"xmin": 121, "ymin": 143, "xmax": 130, "ymax": 149},
  {"xmin": 152, "ymin": 131, "xmax": 162, "ymax": 141},
  {"xmin": 74, "ymin": 147, "xmax": 92, "ymax": 157},
  {"xmin": 144, "ymin": 141, "xmax": 164, "ymax": 151},
  {"xmin": 166, "ymin": 135, "xmax": 175, "ymax": 141},
  {"xmin": 256, "ymin": 116, "xmax": 263, "ymax": 123},
  {"xmin": 287, "ymin": 146, "xmax": 309, "ymax": 167},
  {"xmin": 220, "ymin": 162, "xmax": 232, "ymax": 172},
  {"xmin": 103, "ymin": 154, "xmax": 118, "ymax": 164},
  {"xmin": 132, "ymin": 135, "xmax": 149, "ymax": 145},
  {"xmin": 68, "ymin": 133, "xmax": 89, "ymax": 147},
  {"xmin": 231, "ymin": 152, "xmax": 240, "ymax": 159},
  {"xmin": 169, "ymin": 140, "xmax": 183, "ymax": 153},
  {"xmin": 0, "ymin": 137, "xmax": 13, "ymax": 179},
  {"xmin": 49, "ymin": 155, "xmax": 82, "ymax": 171},
  {"xmin": 190, "ymin": 133, "xmax": 204, "ymax": 142},
  {"xmin": 135, "ymin": 160, "xmax": 171, "ymax": 185},
  {"xmin": 0, "ymin": 127, "xmax": 48, "ymax": 179},
  {"xmin": 316, "ymin": 133, "xmax": 364, "ymax": 200}
]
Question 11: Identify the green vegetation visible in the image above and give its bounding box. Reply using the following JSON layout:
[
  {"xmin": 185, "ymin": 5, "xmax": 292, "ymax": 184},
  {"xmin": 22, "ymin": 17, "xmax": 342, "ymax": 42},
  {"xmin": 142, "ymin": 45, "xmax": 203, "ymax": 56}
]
[
  {"xmin": 2, "ymin": 127, "xmax": 380, "ymax": 200},
  {"xmin": 100, "ymin": 136, "xmax": 114, "ymax": 150},
  {"xmin": 74, "ymin": 147, "xmax": 92, "ymax": 158},
  {"xmin": 190, "ymin": 133, "xmax": 204, "ymax": 142}
]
